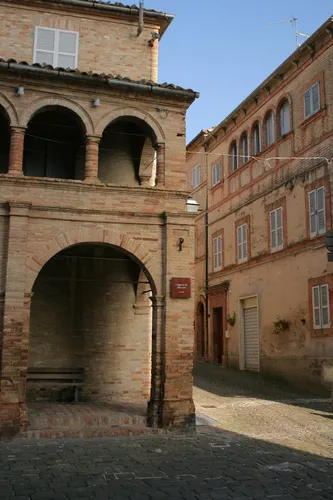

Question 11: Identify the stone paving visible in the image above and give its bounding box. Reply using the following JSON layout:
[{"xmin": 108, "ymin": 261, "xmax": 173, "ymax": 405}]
[{"xmin": 0, "ymin": 362, "xmax": 333, "ymax": 499}]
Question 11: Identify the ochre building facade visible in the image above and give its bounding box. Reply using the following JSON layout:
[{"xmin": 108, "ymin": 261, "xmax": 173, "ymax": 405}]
[
  {"xmin": 187, "ymin": 16, "xmax": 333, "ymax": 394},
  {"xmin": 0, "ymin": 0, "xmax": 198, "ymax": 437}
]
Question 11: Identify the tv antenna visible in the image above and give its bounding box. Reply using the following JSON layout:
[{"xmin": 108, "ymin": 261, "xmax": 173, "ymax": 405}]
[{"xmin": 269, "ymin": 17, "xmax": 310, "ymax": 49}]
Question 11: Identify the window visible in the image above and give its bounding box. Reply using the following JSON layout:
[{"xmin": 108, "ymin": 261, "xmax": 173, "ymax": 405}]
[
  {"xmin": 304, "ymin": 82, "xmax": 320, "ymax": 119},
  {"xmin": 309, "ymin": 186, "xmax": 326, "ymax": 238},
  {"xmin": 34, "ymin": 27, "xmax": 79, "ymax": 69},
  {"xmin": 312, "ymin": 284, "xmax": 330, "ymax": 329},
  {"xmin": 240, "ymin": 133, "xmax": 249, "ymax": 165},
  {"xmin": 213, "ymin": 236, "xmax": 222, "ymax": 271},
  {"xmin": 212, "ymin": 161, "xmax": 221, "ymax": 186},
  {"xmin": 270, "ymin": 207, "xmax": 283, "ymax": 251},
  {"xmin": 237, "ymin": 223, "xmax": 248, "ymax": 262},
  {"xmin": 265, "ymin": 112, "xmax": 275, "ymax": 147},
  {"xmin": 192, "ymin": 165, "xmax": 200, "ymax": 189},
  {"xmin": 230, "ymin": 143, "xmax": 238, "ymax": 172},
  {"xmin": 252, "ymin": 123, "xmax": 261, "ymax": 155},
  {"xmin": 280, "ymin": 100, "xmax": 291, "ymax": 135}
]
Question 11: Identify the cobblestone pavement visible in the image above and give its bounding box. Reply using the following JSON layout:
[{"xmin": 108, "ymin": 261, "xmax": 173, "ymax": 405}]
[{"xmin": 0, "ymin": 362, "xmax": 333, "ymax": 499}]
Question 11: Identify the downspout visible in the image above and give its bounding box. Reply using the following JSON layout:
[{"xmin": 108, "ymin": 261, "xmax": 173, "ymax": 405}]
[
  {"xmin": 137, "ymin": 1, "xmax": 144, "ymax": 36},
  {"xmin": 204, "ymin": 149, "xmax": 209, "ymax": 362},
  {"xmin": 159, "ymin": 212, "xmax": 167, "ymax": 427}
]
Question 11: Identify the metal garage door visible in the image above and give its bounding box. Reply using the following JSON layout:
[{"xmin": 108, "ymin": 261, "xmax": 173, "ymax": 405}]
[{"xmin": 244, "ymin": 306, "xmax": 259, "ymax": 370}]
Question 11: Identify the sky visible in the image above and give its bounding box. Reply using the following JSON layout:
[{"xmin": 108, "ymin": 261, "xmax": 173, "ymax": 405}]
[{"xmin": 141, "ymin": 0, "xmax": 333, "ymax": 141}]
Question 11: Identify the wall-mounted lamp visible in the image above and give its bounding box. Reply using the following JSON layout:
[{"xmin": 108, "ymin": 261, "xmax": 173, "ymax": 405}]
[
  {"xmin": 148, "ymin": 30, "xmax": 161, "ymax": 47},
  {"xmin": 92, "ymin": 98, "xmax": 101, "ymax": 107},
  {"xmin": 324, "ymin": 231, "xmax": 333, "ymax": 262},
  {"xmin": 178, "ymin": 237, "xmax": 184, "ymax": 251},
  {"xmin": 16, "ymin": 87, "xmax": 24, "ymax": 96},
  {"xmin": 185, "ymin": 196, "xmax": 199, "ymax": 214}
]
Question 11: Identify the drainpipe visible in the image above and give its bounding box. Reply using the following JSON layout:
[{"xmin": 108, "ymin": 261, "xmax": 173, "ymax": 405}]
[
  {"xmin": 159, "ymin": 212, "xmax": 167, "ymax": 427},
  {"xmin": 137, "ymin": 1, "xmax": 144, "ymax": 36}
]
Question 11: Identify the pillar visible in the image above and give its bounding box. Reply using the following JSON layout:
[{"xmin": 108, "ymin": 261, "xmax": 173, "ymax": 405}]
[
  {"xmin": 84, "ymin": 135, "xmax": 101, "ymax": 182},
  {"xmin": 0, "ymin": 203, "xmax": 31, "ymax": 437},
  {"xmin": 154, "ymin": 143, "xmax": 165, "ymax": 187},
  {"xmin": 8, "ymin": 126, "xmax": 26, "ymax": 176}
]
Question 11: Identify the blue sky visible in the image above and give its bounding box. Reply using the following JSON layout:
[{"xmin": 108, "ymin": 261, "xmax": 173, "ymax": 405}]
[{"xmin": 142, "ymin": 0, "xmax": 333, "ymax": 141}]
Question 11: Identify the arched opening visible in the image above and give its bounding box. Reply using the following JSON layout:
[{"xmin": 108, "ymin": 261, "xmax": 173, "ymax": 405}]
[
  {"xmin": 240, "ymin": 132, "xmax": 249, "ymax": 165},
  {"xmin": 230, "ymin": 141, "xmax": 238, "ymax": 172},
  {"xmin": 23, "ymin": 106, "xmax": 85, "ymax": 179},
  {"xmin": 264, "ymin": 110, "xmax": 275, "ymax": 148},
  {"xmin": 278, "ymin": 99, "xmax": 291, "ymax": 136},
  {"xmin": 196, "ymin": 302, "xmax": 205, "ymax": 358},
  {"xmin": 252, "ymin": 121, "xmax": 261, "ymax": 156},
  {"xmin": 0, "ymin": 106, "xmax": 10, "ymax": 174},
  {"xmin": 27, "ymin": 243, "xmax": 154, "ymax": 407},
  {"xmin": 99, "ymin": 117, "xmax": 157, "ymax": 185}
]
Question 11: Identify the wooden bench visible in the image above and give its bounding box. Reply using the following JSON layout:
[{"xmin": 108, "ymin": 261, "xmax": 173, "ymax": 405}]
[{"xmin": 27, "ymin": 368, "xmax": 84, "ymax": 403}]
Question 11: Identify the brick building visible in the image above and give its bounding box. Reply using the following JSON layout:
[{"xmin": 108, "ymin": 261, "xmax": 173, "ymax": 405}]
[
  {"xmin": 187, "ymin": 16, "xmax": 333, "ymax": 394},
  {"xmin": 0, "ymin": 0, "xmax": 199, "ymax": 437}
]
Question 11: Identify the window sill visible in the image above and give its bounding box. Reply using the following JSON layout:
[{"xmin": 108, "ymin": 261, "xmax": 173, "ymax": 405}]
[
  {"xmin": 213, "ymin": 267, "xmax": 223, "ymax": 273},
  {"xmin": 276, "ymin": 130, "xmax": 293, "ymax": 144},
  {"xmin": 301, "ymin": 107, "xmax": 327, "ymax": 128},
  {"xmin": 211, "ymin": 180, "xmax": 224, "ymax": 192}
]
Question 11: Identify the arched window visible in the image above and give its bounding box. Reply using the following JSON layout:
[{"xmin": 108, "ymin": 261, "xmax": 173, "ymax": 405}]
[
  {"xmin": 230, "ymin": 142, "xmax": 238, "ymax": 172},
  {"xmin": 265, "ymin": 111, "xmax": 275, "ymax": 147},
  {"xmin": 240, "ymin": 132, "xmax": 249, "ymax": 165},
  {"xmin": 252, "ymin": 122, "xmax": 261, "ymax": 156},
  {"xmin": 279, "ymin": 100, "xmax": 291, "ymax": 136}
]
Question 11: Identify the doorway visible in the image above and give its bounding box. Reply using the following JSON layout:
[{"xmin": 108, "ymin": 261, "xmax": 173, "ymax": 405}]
[{"xmin": 212, "ymin": 307, "xmax": 223, "ymax": 364}]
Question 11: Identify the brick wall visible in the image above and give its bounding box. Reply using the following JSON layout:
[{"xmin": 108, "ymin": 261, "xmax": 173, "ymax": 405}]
[{"xmin": 0, "ymin": 0, "xmax": 161, "ymax": 81}]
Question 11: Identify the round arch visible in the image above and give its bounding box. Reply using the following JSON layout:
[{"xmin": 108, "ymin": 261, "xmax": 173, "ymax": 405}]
[
  {"xmin": 0, "ymin": 93, "xmax": 19, "ymax": 126},
  {"xmin": 95, "ymin": 106, "xmax": 165, "ymax": 143},
  {"xmin": 20, "ymin": 96, "xmax": 94, "ymax": 135},
  {"xmin": 26, "ymin": 227, "xmax": 157, "ymax": 294}
]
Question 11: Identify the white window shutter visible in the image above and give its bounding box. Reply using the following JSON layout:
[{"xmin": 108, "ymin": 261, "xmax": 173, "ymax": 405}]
[
  {"xmin": 57, "ymin": 31, "xmax": 77, "ymax": 68},
  {"xmin": 309, "ymin": 190, "xmax": 317, "ymax": 236},
  {"xmin": 312, "ymin": 286, "xmax": 321, "ymax": 328},
  {"xmin": 281, "ymin": 101, "xmax": 290, "ymax": 135},
  {"xmin": 35, "ymin": 28, "xmax": 56, "ymax": 65},
  {"xmin": 276, "ymin": 208, "xmax": 283, "ymax": 247},
  {"xmin": 242, "ymin": 224, "xmax": 247, "ymax": 258},
  {"xmin": 304, "ymin": 89, "xmax": 311, "ymax": 118},
  {"xmin": 312, "ymin": 82, "xmax": 320, "ymax": 114},
  {"xmin": 270, "ymin": 211, "xmax": 276, "ymax": 249},
  {"xmin": 321, "ymin": 284, "xmax": 330, "ymax": 327},
  {"xmin": 317, "ymin": 186, "xmax": 326, "ymax": 234},
  {"xmin": 218, "ymin": 236, "xmax": 222, "ymax": 268},
  {"xmin": 237, "ymin": 226, "xmax": 242, "ymax": 260}
]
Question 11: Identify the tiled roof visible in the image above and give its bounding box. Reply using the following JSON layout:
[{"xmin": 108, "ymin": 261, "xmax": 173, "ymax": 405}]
[
  {"xmin": 64, "ymin": 0, "xmax": 167, "ymax": 15},
  {"xmin": 0, "ymin": 58, "xmax": 199, "ymax": 97}
]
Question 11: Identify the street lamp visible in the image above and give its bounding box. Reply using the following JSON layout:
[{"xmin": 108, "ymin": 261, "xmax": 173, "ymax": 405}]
[
  {"xmin": 185, "ymin": 196, "xmax": 199, "ymax": 214},
  {"xmin": 324, "ymin": 231, "xmax": 333, "ymax": 262}
]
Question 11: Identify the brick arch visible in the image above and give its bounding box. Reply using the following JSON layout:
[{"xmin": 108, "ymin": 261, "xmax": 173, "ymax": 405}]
[
  {"xmin": 19, "ymin": 96, "xmax": 94, "ymax": 135},
  {"xmin": 95, "ymin": 106, "xmax": 165, "ymax": 143},
  {"xmin": 26, "ymin": 228, "xmax": 157, "ymax": 294},
  {"xmin": 0, "ymin": 93, "xmax": 19, "ymax": 126}
]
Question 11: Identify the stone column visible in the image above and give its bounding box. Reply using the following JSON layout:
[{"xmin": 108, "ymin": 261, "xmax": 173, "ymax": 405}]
[
  {"xmin": 8, "ymin": 126, "xmax": 26, "ymax": 176},
  {"xmin": 0, "ymin": 203, "xmax": 31, "ymax": 438},
  {"xmin": 84, "ymin": 135, "xmax": 101, "ymax": 183},
  {"xmin": 154, "ymin": 143, "xmax": 165, "ymax": 187}
]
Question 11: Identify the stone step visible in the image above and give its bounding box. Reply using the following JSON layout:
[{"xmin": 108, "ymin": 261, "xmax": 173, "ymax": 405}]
[
  {"xmin": 20, "ymin": 426, "xmax": 163, "ymax": 439},
  {"xmin": 28, "ymin": 413, "xmax": 147, "ymax": 430}
]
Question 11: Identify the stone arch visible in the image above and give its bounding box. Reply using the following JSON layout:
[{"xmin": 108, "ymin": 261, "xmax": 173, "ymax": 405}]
[
  {"xmin": 26, "ymin": 228, "xmax": 157, "ymax": 294},
  {"xmin": 20, "ymin": 96, "xmax": 94, "ymax": 135},
  {"xmin": 95, "ymin": 106, "xmax": 165, "ymax": 143},
  {"xmin": 0, "ymin": 93, "xmax": 19, "ymax": 126}
]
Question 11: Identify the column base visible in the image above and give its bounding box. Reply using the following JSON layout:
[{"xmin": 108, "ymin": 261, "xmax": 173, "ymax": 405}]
[
  {"xmin": 0, "ymin": 402, "xmax": 28, "ymax": 439},
  {"xmin": 7, "ymin": 170, "xmax": 23, "ymax": 177},
  {"xmin": 148, "ymin": 398, "xmax": 196, "ymax": 433},
  {"xmin": 84, "ymin": 177, "xmax": 101, "ymax": 184}
]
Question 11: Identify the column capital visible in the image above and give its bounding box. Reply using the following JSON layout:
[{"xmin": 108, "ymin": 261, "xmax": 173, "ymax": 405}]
[
  {"xmin": 154, "ymin": 142, "xmax": 165, "ymax": 150},
  {"xmin": 86, "ymin": 135, "xmax": 102, "ymax": 144},
  {"xmin": 10, "ymin": 126, "xmax": 27, "ymax": 134}
]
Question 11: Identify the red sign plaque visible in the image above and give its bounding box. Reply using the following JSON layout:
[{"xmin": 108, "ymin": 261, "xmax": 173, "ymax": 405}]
[{"xmin": 170, "ymin": 278, "xmax": 191, "ymax": 298}]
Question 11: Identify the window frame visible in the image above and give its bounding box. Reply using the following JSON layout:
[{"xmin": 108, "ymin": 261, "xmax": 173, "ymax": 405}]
[
  {"xmin": 312, "ymin": 284, "xmax": 330, "ymax": 329},
  {"xmin": 252, "ymin": 122, "xmax": 261, "ymax": 156},
  {"xmin": 33, "ymin": 26, "xmax": 79, "ymax": 69},
  {"xmin": 308, "ymin": 186, "xmax": 326, "ymax": 238},
  {"xmin": 265, "ymin": 111, "xmax": 275, "ymax": 148},
  {"xmin": 230, "ymin": 142, "xmax": 238, "ymax": 173},
  {"xmin": 237, "ymin": 223, "xmax": 248, "ymax": 263},
  {"xmin": 304, "ymin": 82, "xmax": 321, "ymax": 119},
  {"xmin": 279, "ymin": 99, "xmax": 291, "ymax": 136},
  {"xmin": 192, "ymin": 164, "xmax": 201, "ymax": 189},
  {"xmin": 240, "ymin": 132, "xmax": 249, "ymax": 165},
  {"xmin": 212, "ymin": 161, "xmax": 221, "ymax": 187},
  {"xmin": 213, "ymin": 235, "xmax": 223, "ymax": 272},
  {"xmin": 269, "ymin": 207, "xmax": 284, "ymax": 252}
]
